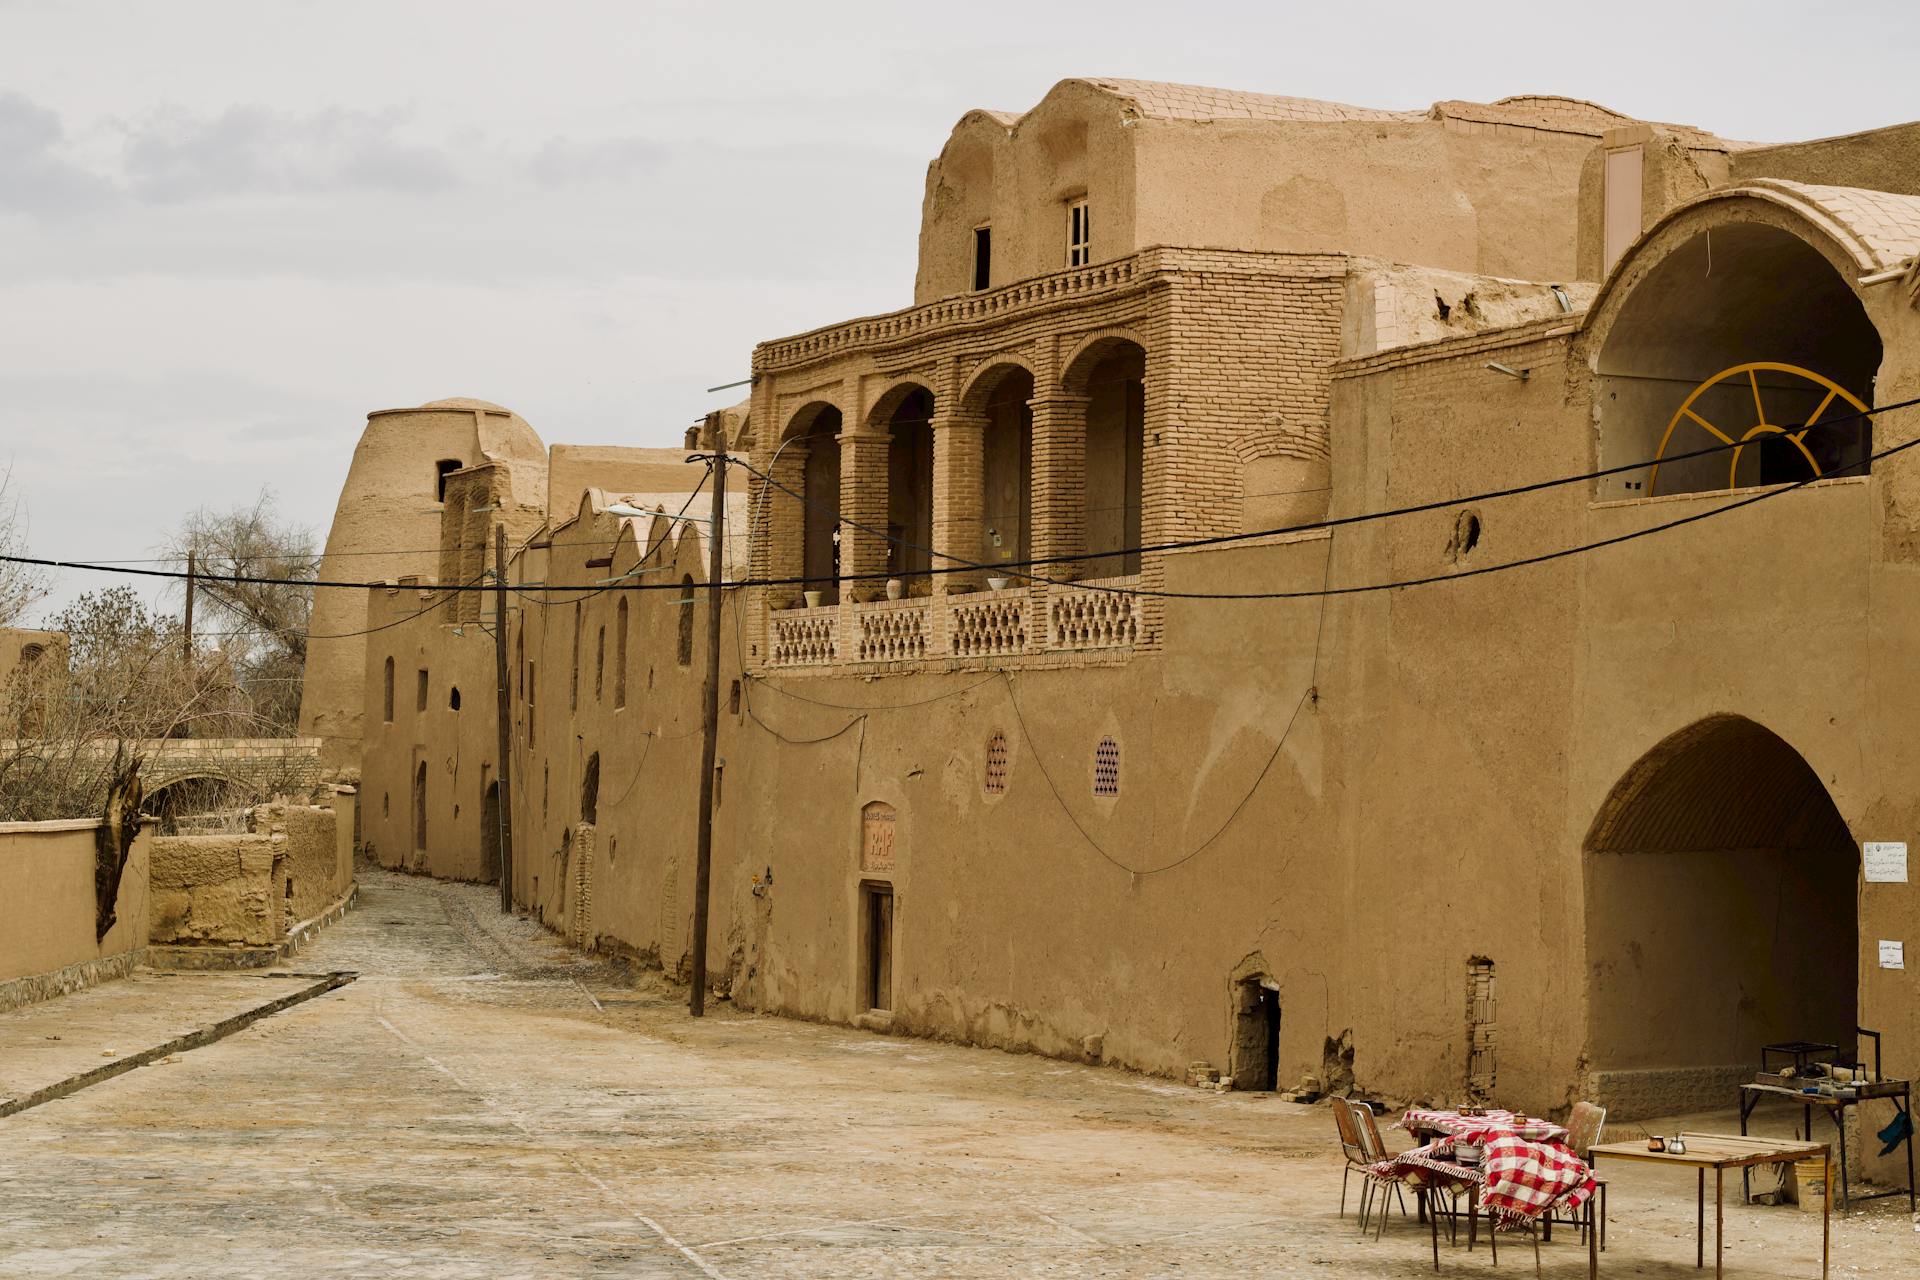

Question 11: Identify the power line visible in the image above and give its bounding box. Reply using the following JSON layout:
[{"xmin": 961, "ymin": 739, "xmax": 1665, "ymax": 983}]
[
  {"xmin": 735, "ymin": 393, "xmax": 1919, "ymax": 598},
  {"xmin": 9, "ymin": 395, "xmax": 1915, "ymax": 603}
]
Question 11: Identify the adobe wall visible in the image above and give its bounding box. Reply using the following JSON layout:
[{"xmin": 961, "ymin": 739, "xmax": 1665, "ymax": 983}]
[
  {"xmin": 298, "ymin": 399, "xmax": 546, "ymax": 772},
  {"xmin": 359, "ymin": 585, "xmax": 499, "ymax": 882},
  {"xmin": 150, "ymin": 832, "xmax": 284, "ymax": 948},
  {"xmin": 1131, "ymin": 118, "xmax": 1599, "ymax": 282},
  {"xmin": 0, "ymin": 819, "xmax": 150, "ymax": 1009}
]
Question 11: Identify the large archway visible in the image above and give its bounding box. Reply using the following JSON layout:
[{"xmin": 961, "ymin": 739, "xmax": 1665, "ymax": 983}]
[
  {"xmin": 1595, "ymin": 213, "xmax": 1882, "ymax": 499},
  {"xmin": 1584, "ymin": 716, "xmax": 1857, "ymax": 1114}
]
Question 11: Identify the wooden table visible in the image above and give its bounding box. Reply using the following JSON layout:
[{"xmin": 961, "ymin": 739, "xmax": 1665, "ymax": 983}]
[{"xmin": 1589, "ymin": 1133, "xmax": 1829, "ymax": 1278}]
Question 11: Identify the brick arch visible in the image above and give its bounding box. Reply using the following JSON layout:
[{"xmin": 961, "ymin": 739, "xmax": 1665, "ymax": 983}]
[
  {"xmin": 778, "ymin": 399, "xmax": 844, "ymax": 444},
  {"xmin": 865, "ymin": 378, "xmax": 937, "ymax": 430},
  {"xmin": 1061, "ymin": 328, "xmax": 1148, "ymax": 395},
  {"xmin": 959, "ymin": 354, "xmax": 1038, "ymax": 417}
]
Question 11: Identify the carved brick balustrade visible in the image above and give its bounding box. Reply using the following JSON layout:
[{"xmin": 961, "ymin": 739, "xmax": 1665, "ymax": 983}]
[{"xmin": 764, "ymin": 577, "xmax": 1142, "ymax": 671}]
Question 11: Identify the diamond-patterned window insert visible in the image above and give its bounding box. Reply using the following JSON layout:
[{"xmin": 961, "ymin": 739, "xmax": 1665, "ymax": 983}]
[
  {"xmin": 984, "ymin": 731, "xmax": 1010, "ymax": 795},
  {"xmin": 1093, "ymin": 736, "xmax": 1120, "ymax": 797}
]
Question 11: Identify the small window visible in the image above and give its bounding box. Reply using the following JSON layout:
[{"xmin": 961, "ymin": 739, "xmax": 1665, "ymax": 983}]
[
  {"xmin": 434, "ymin": 459, "xmax": 461, "ymax": 502},
  {"xmin": 984, "ymin": 730, "xmax": 1009, "ymax": 795},
  {"xmin": 1066, "ymin": 198, "xmax": 1090, "ymax": 267},
  {"xmin": 581, "ymin": 752, "xmax": 600, "ymax": 824},
  {"xmin": 416, "ymin": 668, "xmax": 429, "ymax": 713},
  {"xmin": 972, "ymin": 225, "xmax": 992, "ymax": 291},
  {"xmin": 728, "ymin": 679, "xmax": 741, "ymax": 715},
  {"xmin": 383, "ymin": 657, "xmax": 395, "ymax": 723},
  {"xmin": 1093, "ymin": 736, "xmax": 1120, "ymax": 797},
  {"xmin": 448, "ymin": 686, "xmax": 461, "ymax": 712},
  {"xmin": 677, "ymin": 575, "xmax": 696, "ymax": 666},
  {"xmin": 595, "ymin": 626, "xmax": 606, "ymax": 701},
  {"xmin": 18, "ymin": 643, "xmax": 43, "ymax": 668}
]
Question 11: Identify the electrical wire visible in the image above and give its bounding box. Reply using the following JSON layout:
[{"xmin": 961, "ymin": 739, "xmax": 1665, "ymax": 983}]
[
  {"xmin": 999, "ymin": 534, "xmax": 1336, "ymax": 878},
  {"xmin": 733, "ymin": 393, "xmax": 1920, "ymax": 596},
  {"xmin": 10, "ymin": 394, "xmax": 1916, "ymax": 604}
]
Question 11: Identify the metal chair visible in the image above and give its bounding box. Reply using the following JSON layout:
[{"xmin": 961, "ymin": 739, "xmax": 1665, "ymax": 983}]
[
  {"xmin": 1342, "ymin": 1099, "xmax": 1411, "ymax": 1236},
  {"xmin": 1540, "ymin": 1100, "xmax": 1608, "ymax": 1250}
]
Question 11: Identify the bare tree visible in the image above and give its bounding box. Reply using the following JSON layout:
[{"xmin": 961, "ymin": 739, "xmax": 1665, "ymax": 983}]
[
  {"xmin": 0, "ymin": 587, "xmax": 264, "ymax": 822},
  {"xmin": 0, "ymin": 461, "xmax": 52, "ymax": 628},
  {"xmin": 163, "ymin": 490, "xmax": 318, "ymax": 736}
]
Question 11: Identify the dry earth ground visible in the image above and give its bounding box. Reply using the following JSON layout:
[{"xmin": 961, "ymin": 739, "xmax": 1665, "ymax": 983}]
[{"xmin": 0, "ymin": 870, "xmax": 1912, "ymax": 1277}]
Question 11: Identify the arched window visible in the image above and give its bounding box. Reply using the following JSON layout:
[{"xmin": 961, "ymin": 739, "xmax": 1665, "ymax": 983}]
[
  {"xmin": 677, "ymin": 575, "xmax": 696, "ymax": 666},
  {"xmin": 614, "ymin": 598, "xmax": 629, "ymax": 707},
  {"xmin": 383, "ymin": 657, "xmax": 395, "ymax": 723}
]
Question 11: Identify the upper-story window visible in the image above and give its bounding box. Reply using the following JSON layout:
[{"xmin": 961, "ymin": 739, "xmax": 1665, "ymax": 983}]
[
  {"xmin": 972, "ymin": 225, "xmax": 992, "ymax": 291},
  {"xmin": 434, "ymin": 459, "xmax": 460, "ymax": 502},
  {"xmin": 1067, "ymin": 198, "xmax": 1091, "ymax": 267}
]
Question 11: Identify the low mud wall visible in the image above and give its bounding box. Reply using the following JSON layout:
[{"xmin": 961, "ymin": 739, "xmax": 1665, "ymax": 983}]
[{"xmin": 0, "ymin": 818, "xmax": 151, "ymax": 1010}]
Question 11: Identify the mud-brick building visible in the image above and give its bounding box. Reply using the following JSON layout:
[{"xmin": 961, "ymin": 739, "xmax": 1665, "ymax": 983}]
[{"xmin": 331, "ymin": 80, "xmax": 1920, "ymax": 1182}]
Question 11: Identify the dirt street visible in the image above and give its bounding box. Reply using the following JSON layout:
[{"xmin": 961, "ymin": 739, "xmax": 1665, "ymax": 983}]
[{"xmin": 0, "ymin": 871, "xmax": 1910, "ymax": 1277}]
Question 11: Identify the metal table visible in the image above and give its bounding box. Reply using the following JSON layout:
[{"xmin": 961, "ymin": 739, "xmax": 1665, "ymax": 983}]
[
  {"xmin": 1590, "ymin": 1133, "xmax": 1829, "ymax": 1278},
  {"xmin": 1738, "ymin": 1080, "xmax": 1914, "ymax": 1213}
]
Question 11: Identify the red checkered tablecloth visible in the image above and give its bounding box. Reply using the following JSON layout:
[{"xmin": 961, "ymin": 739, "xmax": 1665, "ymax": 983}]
[
  {"xmin": 1480, "ymin": 1134, "xmax": 1597, "ymax": 1224},
  {"xmin": 1399, "ymin": 1108, "xmax": 1569, "ymax": 1146}
]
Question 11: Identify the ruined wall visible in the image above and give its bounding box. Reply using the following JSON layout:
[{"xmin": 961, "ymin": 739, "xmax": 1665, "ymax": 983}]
[
  {"xmin": 0, "ymin": 818, "xmax": 150, "ymax": 1007},
  {"xmin": 268, "ymin": 801, "xmax": 349, "ymax": 924},
  {"xmin": 150, "ymin": 831, "xmax": 285, "ymax": 949}
]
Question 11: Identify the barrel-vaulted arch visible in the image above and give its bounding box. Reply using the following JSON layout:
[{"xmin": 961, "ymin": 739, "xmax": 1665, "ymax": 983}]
[
  {"xmin": 1582, "ymin": 714, "xmax": 1857, "ymax": 1116},
  {"xmin": 1588, "ymin": 182, "xmax": 1904, "ymax": 500}
]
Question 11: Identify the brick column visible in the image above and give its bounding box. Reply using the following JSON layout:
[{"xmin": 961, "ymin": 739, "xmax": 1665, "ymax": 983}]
[
  {"xmin": 837, "ymin": 429, "xmax": 891, "ymax": 602},
  {"xmin": 761, "ymin": 445, "xmax": 808, "ymax": 606},
  {"xmin": 1028, "ymin": 393, "xmax": 1089, "ymax": 583},
  {"xmin": 931, "ymin": 411, "xmax": 987, "ymax": 594}
]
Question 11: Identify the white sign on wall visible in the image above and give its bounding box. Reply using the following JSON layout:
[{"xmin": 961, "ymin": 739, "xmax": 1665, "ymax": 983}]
[
  {"xmin": 1863, "ymin": 842, "xmax": 1908, "ymax": 884},
  {"xmin": 1879, "ymin": 940, "xmax": 1906, "ymax": 971}
]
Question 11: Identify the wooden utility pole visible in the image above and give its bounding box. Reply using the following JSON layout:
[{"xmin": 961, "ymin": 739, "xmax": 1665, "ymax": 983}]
[
  {"xmin": 493, "ymin": 525, "xmax": 516, "ymax": 914},
  {"xmin": 182, "ymin": 550, "xmax": 196, "ymax": 665},
  {"xmin": 689, "ymin": 431, "xmax": 726, "ymax": 1016}
]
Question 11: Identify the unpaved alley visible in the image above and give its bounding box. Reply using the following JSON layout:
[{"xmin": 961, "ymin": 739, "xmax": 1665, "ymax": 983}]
[{"xmin": 0, "ymin": 871, "xmax": 1907, "ymax": 1278}]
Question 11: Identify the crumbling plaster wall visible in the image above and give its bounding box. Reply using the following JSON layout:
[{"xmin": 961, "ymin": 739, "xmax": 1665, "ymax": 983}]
[{"xmin": 149, "ymin": 831, "xmax": 285, "ymax": 948}]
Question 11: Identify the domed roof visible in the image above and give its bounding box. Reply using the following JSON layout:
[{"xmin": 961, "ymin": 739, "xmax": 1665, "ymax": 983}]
[{"xmin": 422, "ymin": 396, "xmax": 514, "ymax": 413}]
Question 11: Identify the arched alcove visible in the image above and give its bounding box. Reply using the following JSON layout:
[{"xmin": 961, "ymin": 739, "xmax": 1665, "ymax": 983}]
[
  {"xmin": 1596, "ymin": 219, "xmax": 1881, "ymax": 498},
  {"xmin": 1584, "ymin": 715, "xmax": 1857, "ymax": 1110}
]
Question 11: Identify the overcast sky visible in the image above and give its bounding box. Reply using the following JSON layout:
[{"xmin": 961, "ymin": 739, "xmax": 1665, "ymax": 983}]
[{"xmin": 3, "ymin": 0, "xmax": 1916, "ymax": 622}]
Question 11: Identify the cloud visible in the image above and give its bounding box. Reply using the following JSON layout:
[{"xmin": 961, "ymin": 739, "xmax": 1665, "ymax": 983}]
[
  {"xmin": 0, "ymin": 91, "xmax": 116, "ymax": 217},
  {"xmin": 122, "ymin": 104, "xmax": 463, "ymax": 201},
  {"xmin": 526, "ymin": 135, "xmax": 669, "ymax": 185}
]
